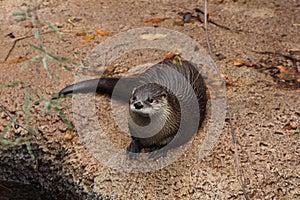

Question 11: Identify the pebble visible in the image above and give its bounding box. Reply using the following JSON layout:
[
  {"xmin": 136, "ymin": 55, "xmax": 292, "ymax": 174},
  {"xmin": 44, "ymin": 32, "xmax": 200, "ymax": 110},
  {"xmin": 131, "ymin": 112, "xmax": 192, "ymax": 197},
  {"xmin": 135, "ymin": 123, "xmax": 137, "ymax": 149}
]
[{"xmin": 183, "ymin": 12, "xmax": 192, "ymax": 23}]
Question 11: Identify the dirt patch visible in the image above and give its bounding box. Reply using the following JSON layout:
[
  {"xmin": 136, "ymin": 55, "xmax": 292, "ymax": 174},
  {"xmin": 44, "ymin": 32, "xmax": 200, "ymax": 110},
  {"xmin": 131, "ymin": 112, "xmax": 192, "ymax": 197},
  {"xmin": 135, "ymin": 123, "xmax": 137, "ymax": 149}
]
[{"xmin": 0, "ymin": 0, "xmax": 299, "ymax": 199}]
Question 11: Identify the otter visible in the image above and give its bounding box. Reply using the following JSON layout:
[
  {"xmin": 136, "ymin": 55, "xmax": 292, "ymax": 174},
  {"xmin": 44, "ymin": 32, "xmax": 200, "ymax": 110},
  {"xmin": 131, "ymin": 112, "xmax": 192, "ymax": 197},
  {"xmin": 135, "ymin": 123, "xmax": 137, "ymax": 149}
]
[{"xmin": 59, "ymin": 59, "xmax": 207, "ymax": 159}]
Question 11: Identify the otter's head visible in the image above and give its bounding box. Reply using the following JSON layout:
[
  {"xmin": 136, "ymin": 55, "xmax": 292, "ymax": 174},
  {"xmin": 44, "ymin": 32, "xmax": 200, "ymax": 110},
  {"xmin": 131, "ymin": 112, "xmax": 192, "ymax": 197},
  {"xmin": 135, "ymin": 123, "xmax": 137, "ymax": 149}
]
[{"xmin": 129, "ymin": 83, "xmax": 168, "ymax": 117}]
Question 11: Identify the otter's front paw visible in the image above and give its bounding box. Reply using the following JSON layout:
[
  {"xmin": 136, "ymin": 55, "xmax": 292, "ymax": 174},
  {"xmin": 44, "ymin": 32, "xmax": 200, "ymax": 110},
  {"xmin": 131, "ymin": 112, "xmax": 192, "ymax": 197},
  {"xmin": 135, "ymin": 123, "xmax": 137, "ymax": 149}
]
[{"xmin": 126, "ymin": 139, "xmax": 142, "ymax": 159}]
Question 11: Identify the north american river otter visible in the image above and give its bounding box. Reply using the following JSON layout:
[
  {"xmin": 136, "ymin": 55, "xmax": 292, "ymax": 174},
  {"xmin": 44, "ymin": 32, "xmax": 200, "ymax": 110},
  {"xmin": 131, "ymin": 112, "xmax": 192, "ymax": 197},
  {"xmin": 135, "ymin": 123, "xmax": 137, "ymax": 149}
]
[{"xmin": 59, "ymin": 59, "xmax": 207, "ymax": 159}]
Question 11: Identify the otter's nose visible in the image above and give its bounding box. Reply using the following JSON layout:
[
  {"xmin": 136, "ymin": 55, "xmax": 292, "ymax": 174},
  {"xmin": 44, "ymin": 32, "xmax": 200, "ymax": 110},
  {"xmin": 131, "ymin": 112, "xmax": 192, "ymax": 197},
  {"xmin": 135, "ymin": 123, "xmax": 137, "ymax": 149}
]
[{"xmin": 133, "ymin": 102, "xmax": 143, "ymax": 110}]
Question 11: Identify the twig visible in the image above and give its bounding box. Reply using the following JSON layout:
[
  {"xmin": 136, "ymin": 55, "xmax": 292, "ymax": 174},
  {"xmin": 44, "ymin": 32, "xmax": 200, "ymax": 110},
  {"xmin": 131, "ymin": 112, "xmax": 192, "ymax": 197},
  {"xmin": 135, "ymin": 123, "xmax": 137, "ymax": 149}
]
[
  {"xmin": 203, "ymin": 0, "xmax": 212, "ymax": 55},
  {"xmin": 227, "ymin": 105, "xmax": 250, "ymax": 200},
  {"xmin": 196, "ymin": 8, "xmax": 240, "ymax": 33},
  {"xmin": 250, "ymin": 48, "xmax": 300, "ymax": 74},
  {"xmin": 0, "ymin": 103, "xmax": 29, "ymax": 133},
  {"xmin": 3, "ymin": 30, "xmax": 53, "ymax": 62},
  {"xmin": 178, "ymin": 7, "xmax": 239, "ymax": 33},
  {"xmin": 203, "ymin": 1, "xmax": 249, "ymax": 199},
  {"xmin": 3, "ymin": 34, "xmax": 32, "ymax": 62},
  {"xmin": 249, "ymin": 49, "xmax": 300, "ymax": 63}
]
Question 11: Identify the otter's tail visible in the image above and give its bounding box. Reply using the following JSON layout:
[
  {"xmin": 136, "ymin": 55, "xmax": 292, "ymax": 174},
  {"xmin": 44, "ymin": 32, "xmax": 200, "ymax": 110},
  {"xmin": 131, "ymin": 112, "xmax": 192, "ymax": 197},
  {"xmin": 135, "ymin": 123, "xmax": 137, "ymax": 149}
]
[{"xmin": 58, "ymin": 77, "xmax": 137, "ymax": 101}]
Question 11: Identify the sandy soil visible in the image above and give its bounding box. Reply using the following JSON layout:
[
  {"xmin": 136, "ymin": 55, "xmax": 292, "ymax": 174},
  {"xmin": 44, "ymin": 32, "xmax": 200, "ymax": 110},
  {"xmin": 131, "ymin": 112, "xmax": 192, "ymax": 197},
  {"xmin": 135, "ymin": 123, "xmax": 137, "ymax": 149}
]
[{"xmin": 0, "ymin": 0, "xmax": 299, "ymax": 199}]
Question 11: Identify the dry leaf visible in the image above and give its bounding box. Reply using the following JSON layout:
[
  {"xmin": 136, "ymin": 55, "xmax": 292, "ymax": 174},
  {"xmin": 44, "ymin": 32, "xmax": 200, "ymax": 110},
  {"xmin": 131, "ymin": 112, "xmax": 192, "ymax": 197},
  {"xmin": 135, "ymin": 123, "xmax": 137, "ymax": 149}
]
[
  {"xmin": 164, "ymin": 52, "xmax": 177, "ymax": 60},
  {"xmin": 140, "ymin": 33, "xmax": 166, "ymax": 41},
  {"xmin": 297, "ymin": 75, "xmax": 300, "ymax": 83},
  {"xmin": 5, "ymin": 56, "xmax": 30, "ymax": 64},
  {"xmin": 208, "ymin": 13, "xmax": 218, "ymax": 19},
  {"xmin": 163, "ymin": 49, "xmax": 181, "ymax": 61},
  {"xmin": 75, "ymin": 32, "xmax": 87, "ymax": 37},
  {"xmin": 103, "ymin": 65, "xmax": 115, "ymax": 75},
  {"xmin": 80, "ymin": 35, "xmax": 96, "ymax": 43},
  {"xmin": 145, "ymin": 17, "xmax": 170, "ymax": 23},
  {"xmin": 276, "ymin": 66, "xmax": 295, "ymax": 75},
  {"xmin": 67, "ymin": 18, "xmax": 77, "ymax": 26},
  {"xmin": 246, "ymin": 61, "xmax": 259, "ymax": 68},
  {"xmin": 233, "ymin": 59, "xmax": 246, "ymax": 67},
  {"xmin": 95, "ymin": 29, "xmax": 109, "ymax": 37},
  {"xmin": 64, "ymin": 129, "xmax": 75, "ymax": 140}
]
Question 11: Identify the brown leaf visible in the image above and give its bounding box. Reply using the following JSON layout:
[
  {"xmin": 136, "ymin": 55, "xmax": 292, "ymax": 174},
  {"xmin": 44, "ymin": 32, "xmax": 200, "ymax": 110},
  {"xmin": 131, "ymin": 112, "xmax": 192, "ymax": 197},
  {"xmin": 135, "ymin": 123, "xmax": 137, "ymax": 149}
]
[
  {"xmin": 233, "ymin": 59, "xmax": 246, "ymax": 67},
  {"xmin": 145, "ymin": 17, "xmax": 171, "ymax": 23},
  {"xmin": 95, "ymin": 29, "xmax": 109, "ymax": 37},
  {"xmin": 163, "ymin": 49, "xmax": 182, "ymax": 61},
  {"xmin": 198, "ymin": 14, "xmax": 218, "ymax": 23},
  {"xmin": 246, "ymin": 61, "xmax": 259, "ymax": 68},
  {"xmin": 164, "ymin": 52, "xmax": 177, "ymax": 60},
  {"xmin": 297, "ymin": 75, "xmax": 300, "ymax": 83},
  {"xmin": 5, "ymin": 56, "xmax": 30, "ymax": 64},
  {"xmin": 103, "ymin": 65, "xmax": 116, "ymax": 75},
  {"xmin": 208, "ymin": 13, "xmax": 218, "ymax": 19},
  {"xmin": 75, "ymin": 32, "xmax": 87, "ymax": 37},
  {"xmin": 64, "ymin": 129, "xmax": 75, "ymax": 140},
  {"xmin": 80, "ymin": 35, "xmax": 96, "ymax": 43},
  {"xmin": 276, "ymin": 66, "xmax": 295, "ymax": 75}
]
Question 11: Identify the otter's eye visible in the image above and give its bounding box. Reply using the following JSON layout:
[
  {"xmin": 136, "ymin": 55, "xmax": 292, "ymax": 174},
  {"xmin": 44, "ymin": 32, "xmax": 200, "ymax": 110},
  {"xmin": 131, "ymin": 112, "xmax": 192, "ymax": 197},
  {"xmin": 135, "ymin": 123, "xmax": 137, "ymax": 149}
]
[
  {"xmin": 147, "ymin": 97, "xmax": 154, "ymax": 103},
  {"xmin": 162, "ymin": 93, "xmax": 167, "ymax": 98},
  {"xmin": 132, "ymin": 96, "xmax": 136, "ymax": 101}
]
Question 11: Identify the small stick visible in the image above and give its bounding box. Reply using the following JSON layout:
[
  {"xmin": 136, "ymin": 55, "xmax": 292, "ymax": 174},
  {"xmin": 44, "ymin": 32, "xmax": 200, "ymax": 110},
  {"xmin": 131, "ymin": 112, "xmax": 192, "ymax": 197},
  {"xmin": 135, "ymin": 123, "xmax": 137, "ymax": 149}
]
[
  {"xmin": 203, "ymin": 0, "xmax": 212, "ymax": 55},
  {"xmin": 203, "ymin": 1, "xmax": 249, "ymax": 199},
  {"xmin": 196, "ymin": 8, "xmax": 240, "ymax": 33},
  {"xmin": 3, "ymin": 31, "xmax": 53, "ymax": 62},
  {"xmin": 249, "ymin": 49, "xmax": 300, "ymax": 63},
  {"xmin": 227, "ymin": 104, "xmax": 250, "ymax": 200},
  {"xmin": 0, "ymin": 103, "xmax": 29, "ymax": 132}
]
